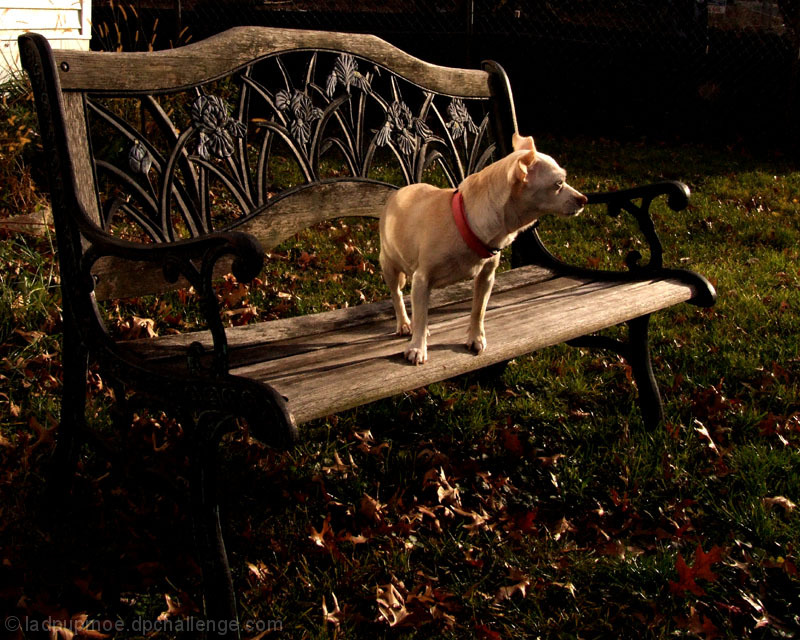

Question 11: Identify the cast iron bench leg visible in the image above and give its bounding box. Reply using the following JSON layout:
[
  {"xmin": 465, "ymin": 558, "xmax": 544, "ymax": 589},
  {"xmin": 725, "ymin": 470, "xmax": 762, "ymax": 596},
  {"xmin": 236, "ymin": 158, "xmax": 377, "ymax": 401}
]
[
  {"xmin": 190, "ymin": 412, "xmax": 240, "ymax": 639},
  {"xmin": 567, "ymin": 313, "xmax": 664, "ymax": 429},
  {"xmin": 48, "ymin": 323, "xmax": 88, "ymax": 496},
  {"xmin": 626, "ymin": 314, "xmax": 665, "ymax": 429}
]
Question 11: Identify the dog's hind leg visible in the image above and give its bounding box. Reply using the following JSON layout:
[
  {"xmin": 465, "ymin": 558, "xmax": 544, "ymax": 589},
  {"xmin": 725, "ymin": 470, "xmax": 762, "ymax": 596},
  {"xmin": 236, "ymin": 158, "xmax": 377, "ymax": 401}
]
[{"xmin": 381, "ymin": 254, "xmax": 412, "ymax": 335}]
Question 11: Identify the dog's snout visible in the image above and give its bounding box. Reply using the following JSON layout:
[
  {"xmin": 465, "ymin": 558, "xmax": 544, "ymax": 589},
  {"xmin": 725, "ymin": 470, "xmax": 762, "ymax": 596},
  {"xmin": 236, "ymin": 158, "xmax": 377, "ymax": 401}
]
[{"xmin": 568, "ymin": 191, "xmax": 587, "ymax": 217}]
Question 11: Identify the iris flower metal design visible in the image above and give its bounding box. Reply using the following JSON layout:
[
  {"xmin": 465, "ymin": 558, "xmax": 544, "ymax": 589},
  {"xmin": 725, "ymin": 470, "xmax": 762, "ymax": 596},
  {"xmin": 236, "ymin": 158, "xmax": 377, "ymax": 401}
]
[
  {"xmin": 191, "ymin": 94, "xmax": 247, "ymax": 160},
  {"xmin": 446, "ymin": 98, "xmax": 479, "ymax": 141},
  {"xmin": 275, "ymin": 89, "xmax": 323, "ymax": 146},
  {"xmin": 89, "ymin": 50, "xmax": 493, "ymax": 243},
  {"xmin": 325, "ymin": 54, "xmax": 371, "ymax": 96},
  {"xmin": 376, "ymin": 100, "xmax": 434, "ymax": 156},
  {"xmin": 128, "ymin": 141, "xmax": 152, "ymax": 175}
]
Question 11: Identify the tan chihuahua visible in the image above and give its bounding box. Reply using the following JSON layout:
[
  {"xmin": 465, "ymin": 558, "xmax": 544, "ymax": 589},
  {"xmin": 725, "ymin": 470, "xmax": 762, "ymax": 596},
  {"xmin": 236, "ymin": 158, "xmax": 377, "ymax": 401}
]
[{"xmin": 380, "ymin": 133, "xmax": 587, "ymax": 365}]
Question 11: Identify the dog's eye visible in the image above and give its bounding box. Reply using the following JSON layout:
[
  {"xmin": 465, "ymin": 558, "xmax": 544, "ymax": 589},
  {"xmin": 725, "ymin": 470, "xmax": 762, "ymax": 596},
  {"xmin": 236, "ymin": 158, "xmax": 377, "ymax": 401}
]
[{"xmin": 555, "ymin": 180, "xmax": 564, "ymax": 190}]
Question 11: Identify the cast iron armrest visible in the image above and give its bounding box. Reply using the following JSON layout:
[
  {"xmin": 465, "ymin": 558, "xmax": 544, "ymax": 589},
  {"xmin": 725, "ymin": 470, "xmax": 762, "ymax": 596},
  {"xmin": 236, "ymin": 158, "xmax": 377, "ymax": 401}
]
[
  {"xmin": 79, "ymin": 223, "xmax": 298, "ymax": 446},
  {"xmin": 80, "ymin": 225, "xmax": 264, "ymax": 287},
  {"xmin": 79, "ymin": 221, "xmax": 265, "ymax": 376},
  {"xmin": 585, "ymin": 180, "xmax": 690, "ymax": 272},
  {"xmin": 520, "ymin": 180, "xmax": 716, "ymax": 308}
]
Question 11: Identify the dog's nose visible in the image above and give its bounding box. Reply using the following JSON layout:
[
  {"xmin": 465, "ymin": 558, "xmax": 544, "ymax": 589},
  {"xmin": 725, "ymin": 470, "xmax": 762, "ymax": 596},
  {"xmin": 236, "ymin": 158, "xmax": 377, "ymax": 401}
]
[{"xmin": 577, "ymin": 193, "xmax": 588, "ymax": 206}]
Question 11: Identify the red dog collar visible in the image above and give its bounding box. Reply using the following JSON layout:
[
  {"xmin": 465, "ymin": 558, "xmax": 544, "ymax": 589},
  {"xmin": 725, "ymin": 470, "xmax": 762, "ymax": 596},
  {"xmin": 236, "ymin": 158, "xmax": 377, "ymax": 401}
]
[{"xmin": 452, "ymin": 190, "xmax": 499, "ymax": 259}]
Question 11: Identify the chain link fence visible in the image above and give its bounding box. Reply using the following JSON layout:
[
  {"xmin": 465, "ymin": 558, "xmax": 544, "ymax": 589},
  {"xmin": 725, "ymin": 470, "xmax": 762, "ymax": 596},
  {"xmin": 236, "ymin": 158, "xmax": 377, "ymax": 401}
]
[{"xmin": 90, "ymin": 0, "xmax": 798, "ymax": 143}]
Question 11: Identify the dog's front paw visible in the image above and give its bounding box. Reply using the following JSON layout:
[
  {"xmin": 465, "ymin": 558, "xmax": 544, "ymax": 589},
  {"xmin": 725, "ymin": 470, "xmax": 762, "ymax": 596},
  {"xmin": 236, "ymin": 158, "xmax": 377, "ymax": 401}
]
[
  {"xmin": 466, "ymin": 332, "xmax": 487, "ymax": 354},
  {"xmin": 404, "ymin": 344, "xmax": 428, "ymax": 365},
  {"xmin": 396, "ymin": 321, "xmax": 412, "ymax": 336}
]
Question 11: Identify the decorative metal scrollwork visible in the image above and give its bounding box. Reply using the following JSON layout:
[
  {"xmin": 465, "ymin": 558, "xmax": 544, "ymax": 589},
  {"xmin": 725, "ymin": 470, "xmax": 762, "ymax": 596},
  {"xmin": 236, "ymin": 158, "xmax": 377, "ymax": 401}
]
[
  {"xmin": 376, "ymin": 99, "xmax": 435, "ymax": 156},
  {"xmin": 325, "ymin": 53, "xmax": 371, "ymax": 96},
  {"xmin": 275, "ymin": 89, "xmax": 323, "ymax": 146},
  {"xmin": 446, "ymin": 98, "xmax": 479, "ymax": 141},
  {"xmin": 191, "ymin": 94, "xmax": 247, "ymax": 160},
  {"xmin": 87, "ymin": 50, "xmax": 495, "ymax": 243}
]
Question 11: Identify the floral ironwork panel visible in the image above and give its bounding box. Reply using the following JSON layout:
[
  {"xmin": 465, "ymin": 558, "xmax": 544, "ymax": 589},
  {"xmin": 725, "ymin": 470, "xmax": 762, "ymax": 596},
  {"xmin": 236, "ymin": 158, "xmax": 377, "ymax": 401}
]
[{"xmin": 85, "ymin": 50, "xmax": 496, "ymax": 244}]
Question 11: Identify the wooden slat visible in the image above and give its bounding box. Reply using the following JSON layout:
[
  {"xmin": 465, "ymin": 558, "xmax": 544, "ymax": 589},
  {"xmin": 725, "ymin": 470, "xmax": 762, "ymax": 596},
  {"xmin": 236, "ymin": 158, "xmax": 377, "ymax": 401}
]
[
  {"xmin": 118, "ymin": 266, "xmax": 697, "ymax": 425},
  {"xmin": 62, "ymin": 91, "xmax": 102, "ymax": 227},
  {"xmin": 262, "ymin": 277, "xmax": 695, "ymax": 424},
  {"xmin": 52, "ymin": 26, "xmax": 492, "ymax": 98},
  {"xmin": 90, "ymin": 254, "xmax": 224, "ymax": 302},
  {"xmin": 233, "ymin": 181, "xmax": 394, "ymax": 250},
  {"xmin": 90, "ymin": 180, "xmax": 395, "ymax": 300},
  {"xmin": 123, "ymin": 264, "xmax": 558, "ymax": 361},
  {"xmin": 231, "ymin": 274, "xmax": 586, "ymax": 378}
]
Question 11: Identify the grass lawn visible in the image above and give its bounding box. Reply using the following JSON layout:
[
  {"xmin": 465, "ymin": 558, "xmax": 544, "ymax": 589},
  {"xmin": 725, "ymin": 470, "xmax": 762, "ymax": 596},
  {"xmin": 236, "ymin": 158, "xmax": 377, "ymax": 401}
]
[{"xmin": 1, "ymin": 87, "xmax": 798, "ymax": 638}]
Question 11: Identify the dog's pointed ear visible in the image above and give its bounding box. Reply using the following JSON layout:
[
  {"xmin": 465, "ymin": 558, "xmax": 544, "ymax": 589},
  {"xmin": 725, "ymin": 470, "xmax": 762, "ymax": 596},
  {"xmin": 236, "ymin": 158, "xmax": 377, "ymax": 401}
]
[
  {"xmin": 510, "ymin": 134, "xmax": 537, "ymax": 183},
  {"xmin": 512, "ymin": 133, "xmax": 537, "ymax": 156}
]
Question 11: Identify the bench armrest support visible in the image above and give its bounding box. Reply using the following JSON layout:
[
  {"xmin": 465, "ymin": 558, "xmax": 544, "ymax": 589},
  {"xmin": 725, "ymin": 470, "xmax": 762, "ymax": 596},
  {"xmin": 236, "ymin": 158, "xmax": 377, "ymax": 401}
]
[
  {"xmin": 81, "ymin": 223, "xmax": 265, "ymax": 375},
  {"xmin": 514, "ymin": 180, "xmax": 716, "ymax": 307},
  {"xmin": 585, "ymin": 180, "xmax": 690, "ymax": 271}
]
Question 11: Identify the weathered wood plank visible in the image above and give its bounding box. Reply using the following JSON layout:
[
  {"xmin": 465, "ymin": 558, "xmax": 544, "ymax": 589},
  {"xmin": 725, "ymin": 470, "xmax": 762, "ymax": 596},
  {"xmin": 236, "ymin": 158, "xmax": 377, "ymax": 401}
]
[
  {"xmin": 233, "ymin": 181, "xmax": 393, "ymax": 249},
  {"xmin": 254, "ymin": 277, "xmax": 695, "ymax": 424},
  {"xmin": 231, "ymin": 278, "xmax": 662, "ymax": 384},
  {"xmin": 120, "ymin": 264, "xmax": 558, "ymax": 361},
  {"xmin": 53, "ymin": 26, "xmax": 492, "ymax": 98},
  {"xmin": 90, "ymin": 254, "xmax": 228, "ymax": 301},
  {"xmin": 118, "ymin": 265, "xmax": 697, "ymax": 426},
  {"xmin": 91, "ymin": 180, "xmax": 395, "ymax": 300},
  {"xmin": 62, "ymin": 91, "xmax": 102, "ymax": 227},
  {"xmin": 228, "ymin": 274, "xmax": 589, "ymax": 375}
]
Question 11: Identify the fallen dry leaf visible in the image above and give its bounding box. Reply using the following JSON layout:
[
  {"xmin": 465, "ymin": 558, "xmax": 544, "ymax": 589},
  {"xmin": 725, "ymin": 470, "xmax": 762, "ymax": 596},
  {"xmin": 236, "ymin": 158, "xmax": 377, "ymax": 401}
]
[
  {"xmin": 376, "ymin": 582, "xmax": 412, "ymax": 627},
  {"xmin": 360, "ymin": 494, "xmax": 385, "ymax": 523},
  {"xmin": 676, "ymin": 606, "xmax": 721, "ymax": 640},
  {"xmin": 353, "ymin": 429, "xmax": 389, "ymax": 457},
  {"xmin": 247, "ymin": 561, "xmax": 271, "ymax": 583},
  {"xmin": 494, "ymin": 567, "xmax": 531, "ymax": 603},
  {"xmin": 338, "ymin": 530, "xmax": 368, "ymax": 545},
  {"xmin": 669, "ymin": 545, "xmax": 723, "ymax": 596},
  {"xmin": 48, "ymin": 614, "xmax": 109, "ymax": 640},
  {"xmin": 157, "ymin": 593, "xmax": 197, "ymax": 620},
  {"xmin": 537, "ymin": 453, "xmax": 565, "ymax": 467},
  {"xmin": 553, "ymin": 517, "xmax": 575, "ymax": 541},
  {"xmin": 115, "ymin": 315, "xmax": 158, "ymax": 340},
  {"xmin": 475, "ymin": 624, "xmax": 503, "ymax": 640},
  {"xmin": 322, "ymin": 451, "xmax": 358, "ymax": 477},
  {"xmin": 693, "ymin": 419, "xmax": 720, "ymax": 455},
  {"xmin": 450, "ymin": 505, "xmax": 491, "ymax": 534},
  {"xmin": 309, "ymin": 515, "xmax": 334, "ymax": 548},
  {"xmin": 424, "ymin": 468, "xmax": 461, "ymax": 506},
  {"xmin": 322, "ymin": 592, "xmax": 343, "ymax": 627},
  {"xmin": 762, "ymin": 496, "xmax": 797, "ymax": 512}
]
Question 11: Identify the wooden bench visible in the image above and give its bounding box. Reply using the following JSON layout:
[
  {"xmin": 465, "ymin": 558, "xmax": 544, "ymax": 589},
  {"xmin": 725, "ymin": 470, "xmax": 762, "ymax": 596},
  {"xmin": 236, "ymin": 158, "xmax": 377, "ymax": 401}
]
[{"xmin": 19, "ymin": 26, "xmax": 716, "ymax": 636}]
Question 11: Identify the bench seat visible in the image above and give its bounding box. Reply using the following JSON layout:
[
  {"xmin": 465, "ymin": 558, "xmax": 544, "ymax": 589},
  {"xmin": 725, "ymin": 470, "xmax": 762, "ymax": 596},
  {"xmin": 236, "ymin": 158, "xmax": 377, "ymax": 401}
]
[{"xmin": 120, "ymin": 265, "xmax": 699, "ymax": 425}]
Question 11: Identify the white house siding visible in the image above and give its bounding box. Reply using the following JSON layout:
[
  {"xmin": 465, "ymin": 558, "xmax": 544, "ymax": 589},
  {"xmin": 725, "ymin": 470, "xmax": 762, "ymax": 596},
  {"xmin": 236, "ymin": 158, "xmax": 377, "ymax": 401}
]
[{"xmin": 1, "ymin": 0, "xmax": 91, "ymax": 84}]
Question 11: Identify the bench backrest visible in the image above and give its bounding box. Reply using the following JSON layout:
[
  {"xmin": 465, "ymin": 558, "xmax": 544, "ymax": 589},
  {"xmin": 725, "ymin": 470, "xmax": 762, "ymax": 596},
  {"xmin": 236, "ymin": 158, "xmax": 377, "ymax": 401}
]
[{"xmin": 19, "ymin": 27, "xmax": 517, "ymax": 301}]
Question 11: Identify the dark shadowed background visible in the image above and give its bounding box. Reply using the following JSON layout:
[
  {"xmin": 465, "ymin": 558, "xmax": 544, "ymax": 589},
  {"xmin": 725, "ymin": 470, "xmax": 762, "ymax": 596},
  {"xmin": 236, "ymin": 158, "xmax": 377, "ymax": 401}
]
[{"xmin": 91, "ymin": 0, "xmax": 800, "ymax": 149}]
